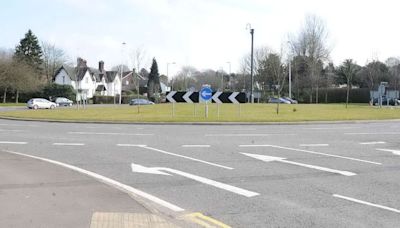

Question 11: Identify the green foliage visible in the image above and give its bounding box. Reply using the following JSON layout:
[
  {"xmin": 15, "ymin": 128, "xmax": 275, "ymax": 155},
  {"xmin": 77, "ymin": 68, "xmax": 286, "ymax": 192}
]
[
  {"xmin": 42, "ymin": 84, "xmax": 76, "ymax": 101},
  {"xmin": 93, "ymin": 95, "xmax": 148, "ymax": 104},
  {"xmin": 317, "ymin": 88, "xmax": 370, "ymax": 103},
  {"xmin": 14, "ymin": 30, "xmax": 43, "ymax": 72},
  {"xmin": 147, "ymin": 58, "xmax": 160, "ymax": 102}
]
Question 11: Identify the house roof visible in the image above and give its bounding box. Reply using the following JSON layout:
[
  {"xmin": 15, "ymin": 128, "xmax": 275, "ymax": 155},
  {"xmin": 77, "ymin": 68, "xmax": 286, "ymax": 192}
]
[
  {"xmin": 54, "ymin": 65, "xmax": 77, "ymax": 81},
  {"xmin": 96, "ymin": 85, "xmax": 106, "ymax": 91},
  {"xmin": 106, "ymin": 71, "xmax": 118, "ymax": 82}
]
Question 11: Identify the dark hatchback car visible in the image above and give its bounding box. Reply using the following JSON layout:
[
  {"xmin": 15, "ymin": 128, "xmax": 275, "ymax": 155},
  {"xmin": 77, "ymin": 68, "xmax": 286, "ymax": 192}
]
[{"xmin": 129, "ymin": 99, "xmax": 155, "ymax": 105}]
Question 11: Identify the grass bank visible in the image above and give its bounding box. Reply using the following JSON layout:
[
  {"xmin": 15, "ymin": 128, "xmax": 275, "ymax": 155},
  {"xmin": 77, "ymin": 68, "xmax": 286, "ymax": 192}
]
[{"xmin": 0, "ymin": 103, "xmax": 399, "ymax": 123}]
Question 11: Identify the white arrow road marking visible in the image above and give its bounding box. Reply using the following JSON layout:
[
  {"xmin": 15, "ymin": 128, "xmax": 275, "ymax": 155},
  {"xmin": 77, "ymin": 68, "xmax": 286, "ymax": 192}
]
[
  {"xmin": 69, "ymin": 132, "xmax": 153, "ymax": 136},
  {"xmin": 183, "ymin": 91, "xmax": 194, "ymax": 103},
  {"xmin": 118, "ymin": 145, "xmax": 233, "ymax": 170},
  {"xmin": 359, "ymin": 141, "xmax": 386, "ymax": 145},
  {"xmin": 376, "ymin": 148, "xmax": 400, "ymax": 156},
  {"xmin": 0, "ymin": 141, "xmax": 27, "ymax": 144},
  {"xmin": 212, "ymin": 92, "xmax": 223, "ymax": 104},
  {"xmin": 53, "ymin": 143, "xmax": 85, "ymax": 146},
  {"xmin": 241, "ymin": 153, "xmax": 357, "ymax": 176},
  {"xmin": 333, "ymin": 194, "xmax": 400, "ymax": 214},
  {"xmin": 166, "ymin": 91, "xmax": 177, "ymax": 103},
  {"xmin": 228, "ymin": 92, "xmax": 239, "ymax": 104},
  {"xmin": 239, "ymin": 144, "xmax": 381, "ymax": 165},
  {"xmin": 1, "ymin": 149, "xmax": 184, "ymax": 212},
  {"xmin": 131, "ymin": 163, "xmax": 259, "ymax": 197}
]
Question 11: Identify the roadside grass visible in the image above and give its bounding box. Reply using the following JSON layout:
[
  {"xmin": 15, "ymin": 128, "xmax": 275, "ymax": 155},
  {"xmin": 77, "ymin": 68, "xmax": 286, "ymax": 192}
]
[
  {"xmin": 0, "ymin": 103, "xmax": 26, "ymax": 107},
  {"xmin": 0, "ymin": 103, "xmax": 399, "ymax": 122}
]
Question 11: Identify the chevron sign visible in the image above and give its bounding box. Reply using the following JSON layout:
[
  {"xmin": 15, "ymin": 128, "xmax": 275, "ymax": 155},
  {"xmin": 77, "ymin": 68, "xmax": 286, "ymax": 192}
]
[{"xmin": 166, "ymin": 91, "xmax": 246, "ymax": 103}]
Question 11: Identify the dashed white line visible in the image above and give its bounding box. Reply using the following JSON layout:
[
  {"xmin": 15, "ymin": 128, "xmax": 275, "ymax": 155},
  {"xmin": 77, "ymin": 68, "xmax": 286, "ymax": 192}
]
[
  {"xmin": 376, "ymin": 148, "xmax": 400, "ymax": 156},
  {"xmin": 239, "ymin": 144, "xmax": 381, "ymax": 165},
  {"xmin": 117, "ymin": 144, "xmax": 147, "ymax": 147},
  {"xmin": 299, "ymin": 144, "xmax": 329, "ymax": 147},
  {"xmin": 182, "ymin": 145, "xmax": 211, "ymax": 148},
  {"xmin": 359, "ymin": 141, "xmax": 386, "ymax": 145},
  {"xmin": 69, "ymin": 132, "xmax": 153, "ymax": 136},
  {"xmin": 345, "ymin": 132, "xmax": 400, "ymax": 135},
  {"xmin": 0, "ymin": 141, "xmax": 27, "ymax": 145},
  {"xmin": 1, "ymin": 149, "xmax": 184, "ymax": 212},
  {"xmin": 52, "ymin": 143, "xmax": 85, "ymax": 146},
  {"xmin": 333, "ymin": 194, "xmax": 400, "ymax": 214},
  {"xmin": 205, "ymin": 133, "xmax": 296, "ymax": 137},
  {"xmin": 118, "ymin": 144, "xmax": 233, "ymax": 170}
]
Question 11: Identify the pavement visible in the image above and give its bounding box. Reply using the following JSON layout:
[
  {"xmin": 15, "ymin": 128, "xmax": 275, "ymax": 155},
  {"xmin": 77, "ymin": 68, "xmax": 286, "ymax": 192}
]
[{"xmin": 0, "ymin": 119, "xmax": 399, "ymax": 227}]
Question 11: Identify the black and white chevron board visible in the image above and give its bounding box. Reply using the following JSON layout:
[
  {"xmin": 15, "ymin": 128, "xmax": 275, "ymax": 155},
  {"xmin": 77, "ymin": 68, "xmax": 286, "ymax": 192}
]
[{"xmin": 166, "ymin": 91, "xmax": 246, "ymax": 104}]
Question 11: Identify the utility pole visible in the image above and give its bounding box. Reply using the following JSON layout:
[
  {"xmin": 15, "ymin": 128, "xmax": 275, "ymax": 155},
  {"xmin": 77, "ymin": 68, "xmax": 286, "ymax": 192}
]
[
  {"xmin": 250, "ymin": 28, "xmax": 254, "ymax": 103},
  {"xmin": 288, "ymin": 56, "xmax": 292, "ymax": 98},
  {"xmin": 119, "ymin": 42, "xmax": 126, "ymax": 105},
  {"xmin": 167, "ymin": 62, "xmax": 176, "ymax": 91}
]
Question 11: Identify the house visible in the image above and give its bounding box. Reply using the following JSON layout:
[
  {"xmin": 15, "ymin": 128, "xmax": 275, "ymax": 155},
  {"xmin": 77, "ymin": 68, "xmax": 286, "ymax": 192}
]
[{"xmin": 54, "ymin": 58, "xmax": 126, "ymax": 99}]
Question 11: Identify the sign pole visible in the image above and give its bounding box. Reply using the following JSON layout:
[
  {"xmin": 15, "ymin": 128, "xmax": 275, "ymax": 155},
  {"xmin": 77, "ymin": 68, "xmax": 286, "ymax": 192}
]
[
  {"xmin": 217, "ymin": 103, "xmax": 220, "ymax": 120},
  {"xmin": 205, "ymin": 101, "xmax": 208, "ymax": 118}
]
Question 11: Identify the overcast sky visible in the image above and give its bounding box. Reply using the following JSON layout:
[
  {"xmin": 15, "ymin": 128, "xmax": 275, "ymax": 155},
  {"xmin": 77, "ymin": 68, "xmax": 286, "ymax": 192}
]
[{"xmin": 1, "ymin": 0, "xmax": 400, "ymax": 76}]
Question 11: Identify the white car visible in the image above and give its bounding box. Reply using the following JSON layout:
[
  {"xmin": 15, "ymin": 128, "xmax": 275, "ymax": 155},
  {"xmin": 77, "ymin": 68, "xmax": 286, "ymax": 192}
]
[{"xmin": 27, "ymin": 98, "xmax": 57, "ymax": 110}]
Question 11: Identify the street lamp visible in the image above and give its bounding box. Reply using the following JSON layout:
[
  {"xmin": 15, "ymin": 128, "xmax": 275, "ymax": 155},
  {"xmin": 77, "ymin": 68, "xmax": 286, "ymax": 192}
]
[
  {"xmin": 287, "ymin": 41, "xmax": 292, "ymax": 99},
  {"xmin": 226, "ymin": 61, "xmax": 231, "ymax": 90},
  {"xmin": 246, "ymin": 23, "xmax": 254, "ymax": 103},
  {"xmin": 167, "ymin": 62, "xmax": 176, "ymax": 91},
  {"xmin": 119, "ymin": 42, "xmax": 126, "ymax": 105}
]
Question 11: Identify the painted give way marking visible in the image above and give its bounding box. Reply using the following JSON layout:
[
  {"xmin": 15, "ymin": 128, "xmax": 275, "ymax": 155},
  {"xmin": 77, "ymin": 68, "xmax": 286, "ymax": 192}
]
[
  {"xmin": 1, "ymin": 149, "xmax": 184, "ymax": 212},
  {"xmin": 131, "ymin": 163, "xmax": 259, "ymax": 197},
  {"xmin": 241, "ymin": 153, "xmax": 356, "ymax": 176}
]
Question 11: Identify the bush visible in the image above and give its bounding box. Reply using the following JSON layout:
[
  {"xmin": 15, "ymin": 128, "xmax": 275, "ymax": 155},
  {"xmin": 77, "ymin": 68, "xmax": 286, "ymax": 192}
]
[
  {"xmin": 316, "ymin": 88, "xmax": 370, "ymax": 103},
  {"xmin": 42, "ymin": 84, "xmax": 76, "ymax": 101},
  {"xmin": 93, "ymin": 94, "xmax": 148, "ymax": 104}
]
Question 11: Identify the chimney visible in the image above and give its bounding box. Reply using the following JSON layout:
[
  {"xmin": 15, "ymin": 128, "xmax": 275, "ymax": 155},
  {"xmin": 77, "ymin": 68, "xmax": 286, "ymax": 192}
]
[
  {"xmin": 99, "ymin": 61, "xmax": 104, "ymax": 72},
  {"xmin": 77, "ymin": 57, "xmax": 87, "ymax": 68}
]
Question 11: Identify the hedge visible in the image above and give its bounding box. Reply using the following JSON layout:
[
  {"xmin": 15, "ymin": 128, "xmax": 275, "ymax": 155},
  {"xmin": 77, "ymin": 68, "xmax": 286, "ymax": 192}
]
[{"xmin": 92, "ymin": 95, "xmax": 148, "ymax": 104}]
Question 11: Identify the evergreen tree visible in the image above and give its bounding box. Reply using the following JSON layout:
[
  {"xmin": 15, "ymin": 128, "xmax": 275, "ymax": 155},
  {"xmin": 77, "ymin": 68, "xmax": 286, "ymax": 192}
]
[
  {"xmin": 147, "ymin": 58, "xmax": 160, "ymax": 102},
  {"xmin": 14, "ymin": 30, "xmax": 43, "ymax": 72}
]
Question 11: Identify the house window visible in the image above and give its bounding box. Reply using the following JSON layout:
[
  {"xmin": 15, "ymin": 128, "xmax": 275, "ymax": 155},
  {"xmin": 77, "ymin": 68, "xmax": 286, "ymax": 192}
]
[
  {"xmin": 85, "ymin": 77, "xmax": 89, "ymax": 83},
  {"xmin": 126, "ymin": 81, "xmax": 129, "ymax": 85}
]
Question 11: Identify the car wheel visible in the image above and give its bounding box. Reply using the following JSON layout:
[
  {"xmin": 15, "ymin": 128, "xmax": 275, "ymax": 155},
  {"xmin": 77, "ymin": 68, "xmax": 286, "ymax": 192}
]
[
  {"xmin": 50, "ymin": 105, "xmax": 55, "ymax": 109},
  {"xmin": 33, "ymin": 105, "xmax": 38, "ymax": 110}
]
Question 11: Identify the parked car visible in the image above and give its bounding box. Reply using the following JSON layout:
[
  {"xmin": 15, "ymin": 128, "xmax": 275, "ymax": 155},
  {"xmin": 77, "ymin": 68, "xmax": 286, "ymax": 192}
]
[
  {"xmin": 372, "ymin": 97, "xmax": 398, "ymax": 106},
  {"xmin": 129, "ymin": 98, "xmax": 155, "ymax": 105},
  {"xmin": 27, "ymin": 98, "xmax": 57, "ymax": 109},
  {"xmin": 282, "ymin": 97, "xmax": 298, "ymax": 104},
  {"xmin": 55, "ymin": 97, "xmax": 73, "ymax": 106},
  {"xmin": 268, "ymin": 97, "xmax": 291, "ymax": 104}
]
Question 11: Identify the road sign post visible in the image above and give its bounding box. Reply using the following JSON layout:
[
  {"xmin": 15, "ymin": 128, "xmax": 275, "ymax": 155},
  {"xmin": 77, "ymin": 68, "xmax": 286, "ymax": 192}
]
[{"xmin": 200, "ymin": 87, "xmax": 212, "ymax": 118}]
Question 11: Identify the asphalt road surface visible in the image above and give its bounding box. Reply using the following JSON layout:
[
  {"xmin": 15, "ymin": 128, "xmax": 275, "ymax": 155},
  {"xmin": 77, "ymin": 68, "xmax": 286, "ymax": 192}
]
[{"xmin": 0, "ymin": 119, "xmax": 399, "ymax": 227}]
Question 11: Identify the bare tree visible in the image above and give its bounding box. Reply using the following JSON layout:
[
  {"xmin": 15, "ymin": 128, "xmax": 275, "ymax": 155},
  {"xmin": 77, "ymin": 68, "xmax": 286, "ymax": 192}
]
[
  {"xmin": 41, "ymin": 41, "xmax": 68, "ymax": 84},
  {"xmin": 289, "ymin": 14, "xmax": 330, "ymax": 103},
  {"xmin": 337, "ymin": 59, "xmax": 360, "ymax": 108}
]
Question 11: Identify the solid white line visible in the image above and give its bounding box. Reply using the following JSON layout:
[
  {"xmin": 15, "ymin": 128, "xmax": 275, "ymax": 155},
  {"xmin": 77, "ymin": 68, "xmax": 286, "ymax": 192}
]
[
  {"xmin": 117, "ymin": 144, "xmax": 147, "ymax": 147},
  {"xmin": 239, "ymin": 144, "xmax": 381, "ymax": 165},
  {"xmin": 281, "ymin": 160, "xmax": 356, "ymax": 176},
  {"xmin": 299, "ymin": 144, "xmax": 329, "ymax": 147},
  {"xmin": 69, "ymin": 132, "xmax": 153, "ymax": 136},
  {"xmin": 0, "ymin": 141, "xmax": 27, "ymax": 145},
  {"xmin": 333, "ymin": 194, "xmax": 400, "ymax": 214},
  {"xmin": 205, "ymin": 133, "xmax": 296, "ymax": 137},
  {"xmin": 121, "ymin": 145, "xmax": 233, "ymax": 170},
  {"xmin": 345, "ymin": 132, "xmax": 400, "ymax": 135},
  {"xmin": 359, "ymin": 141, "xmax": 386, "ymax": 145},
  {"xmin": 1, "ymin": 149, "xmax": 184, "ymax": 212},
  {"xmin": 376, "ymin": 148, "xmax": 400, "ymax": 156},
  {"xmin": 182, "ymin": 145, "xmax": 211, "ymax": 148},
  {"xmin": 306, "ymin": 127, "xmax": 360, "ymax": 130},
  {"xmin": 53, "ymin": 143, "xmax": 85, "ymax": 146},
  {"xmin": 162, "ymin": 168, "xmax": 259, "ymax": 197}
]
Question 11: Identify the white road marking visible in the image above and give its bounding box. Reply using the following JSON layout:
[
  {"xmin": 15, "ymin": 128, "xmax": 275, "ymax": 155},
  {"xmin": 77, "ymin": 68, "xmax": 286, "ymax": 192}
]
[
  {"xmin": 359, "ymin": 141, "xmax": 386, "ymax": 145},
  {"xmin": 299, "ymin": 144, "xmax": 329, "ymax": 147},
  {"xmin": 52, "ymin": 143, "xmax": 85, "ymax": 146},
  {"xmin": 0, "ymin": 123, "xmax": 37, "ymax": 127},
  {"xmin": 205, "ymin": 133, "xmax": 296, "ymax": 137},
  {"xmin": 239, "ymin": 144, "xmax": 381, "ymax": 165},
  {"xmin": 131, "ymin": 163, "xmax": 258, "ymax": 197},
  {"xmin": 241, "ymin": 153, "xmax": 356, "ymax": 176},
  {"xmin": 69, "ymin": 132, "xmax": 153, "ymax": 136},
  {"xmin": 0, "ymin": 129, "xmax": 27, "ymax": 132},
  {"xmin": 182, "ymin": 145, "xmax": 211, "ymax": 148},
  {"xmin": 1, "ymin": 149, "xmax": 184, "ymax": 212},
  {"xmin": 0, "ymin": 141, "xmax": 27, "ymax": 145},
  {"xmin": 345, "ymin": 132, "xmax": 400, "ymax": 135},
  {"xmin": 306, "ymin": 127, "xmax": 360, "ymax": 130},
  {"xmin": 119, "ymin": 145, "xmax": 233, "ymax": 170},
  {"xmin": 117, "ymin": 144, "xmax": 147, "ymax": 147},
  {"xmin": 333, "ymin": 194, "xmax": 400, "ymax": 214},
  {"xmin": 376, "ymin": 148, "xmax": 400, "ymax": 156}
]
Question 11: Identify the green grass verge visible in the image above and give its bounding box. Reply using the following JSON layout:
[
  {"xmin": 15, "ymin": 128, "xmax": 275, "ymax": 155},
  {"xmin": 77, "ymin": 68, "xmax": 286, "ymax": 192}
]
[
  {"xmin": 0, "ymin": 103, "xmax": 26, "ymax": 107},
  {"xmin": 0, "ymin": 103, "xmax": 399, "ymax": 122}
]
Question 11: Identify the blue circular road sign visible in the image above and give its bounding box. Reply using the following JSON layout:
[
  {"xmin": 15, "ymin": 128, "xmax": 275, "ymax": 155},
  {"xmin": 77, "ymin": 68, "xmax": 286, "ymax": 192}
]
[{"xmin": 200, "ymin": 87, "xmax": 213, "ymax": 101}]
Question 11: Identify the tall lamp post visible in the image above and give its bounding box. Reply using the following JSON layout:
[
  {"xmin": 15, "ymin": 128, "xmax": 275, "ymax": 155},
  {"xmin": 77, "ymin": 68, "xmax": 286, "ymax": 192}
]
[
  {"xmin": 226, "ymin": 61, "xmax": 231, "ymax": 90},
  {"xmin": 246, "ymin": 24, "xmax": 255, "ymax": 103},
  {"xmin": 167, "ymin": 62, "xmax": 176, "ymax": 91},
  {"xmin": 119, "ymin": 42, "xmax": 126, "ymax": 105},
  {"xmin": 287, "ymin": 41, "xmax": 292, "ymax": 99}
]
